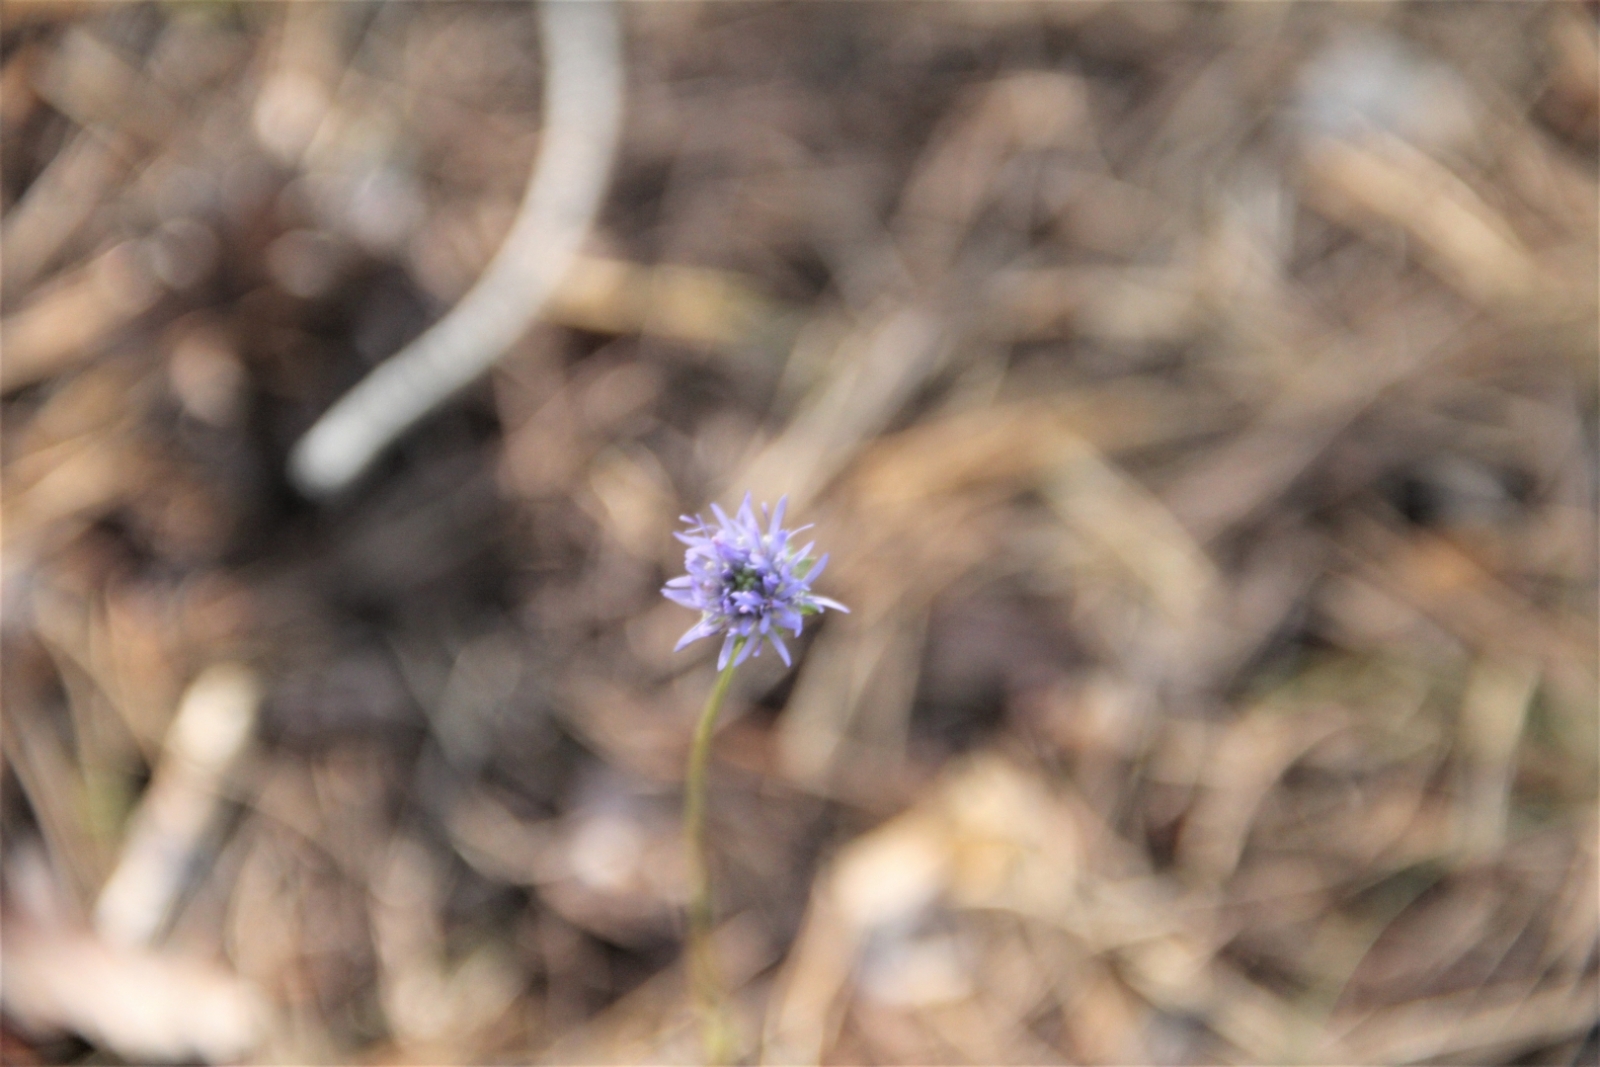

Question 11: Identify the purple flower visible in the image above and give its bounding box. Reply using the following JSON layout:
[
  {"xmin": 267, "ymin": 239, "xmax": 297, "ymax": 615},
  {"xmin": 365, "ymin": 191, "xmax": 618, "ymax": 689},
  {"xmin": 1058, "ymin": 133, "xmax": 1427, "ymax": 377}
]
[{"xmin": 663, "ymin": 494, "xmax": 848, "ymax": 670}]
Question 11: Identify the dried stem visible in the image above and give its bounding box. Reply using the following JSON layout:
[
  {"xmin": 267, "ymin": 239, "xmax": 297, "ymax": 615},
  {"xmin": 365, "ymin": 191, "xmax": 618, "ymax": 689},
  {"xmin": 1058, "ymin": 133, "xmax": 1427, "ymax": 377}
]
[{"xmin": 287, "ymin": 0, "xmax": 623, "ymax": 497}]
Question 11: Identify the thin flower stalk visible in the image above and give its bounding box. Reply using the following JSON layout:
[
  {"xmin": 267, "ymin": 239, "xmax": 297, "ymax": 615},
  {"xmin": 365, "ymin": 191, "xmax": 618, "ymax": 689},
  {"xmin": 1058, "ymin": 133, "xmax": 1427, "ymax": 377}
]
[
  {"xmin": 663, "ymin": 495, "xmax": 846, "ymax": 1062},
  {"xmin": 682, "ymin": 650, "xmax": 739, "ymax": 1063}
]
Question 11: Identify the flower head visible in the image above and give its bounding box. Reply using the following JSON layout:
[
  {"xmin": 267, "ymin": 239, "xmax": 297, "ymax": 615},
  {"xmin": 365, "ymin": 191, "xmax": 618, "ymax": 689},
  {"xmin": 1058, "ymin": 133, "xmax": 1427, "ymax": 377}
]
[{"xmin": 663, "ymin": 494, "xmax": 848, "ymax": 670}]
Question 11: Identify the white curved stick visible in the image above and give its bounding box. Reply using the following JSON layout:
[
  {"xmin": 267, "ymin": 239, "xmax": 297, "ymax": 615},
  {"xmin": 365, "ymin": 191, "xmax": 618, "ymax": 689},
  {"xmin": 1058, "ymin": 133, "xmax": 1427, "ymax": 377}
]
[{"xmin": 288, "ymin": 0, "xmax": 624, "ymax": 497}]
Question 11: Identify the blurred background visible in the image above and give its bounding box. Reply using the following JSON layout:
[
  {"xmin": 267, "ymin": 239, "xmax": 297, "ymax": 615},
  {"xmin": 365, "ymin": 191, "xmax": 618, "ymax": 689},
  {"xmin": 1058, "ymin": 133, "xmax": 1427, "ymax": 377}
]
[{"xmin": 1, "ymin": 2, "xmax": 1596, "ymax": 1064}]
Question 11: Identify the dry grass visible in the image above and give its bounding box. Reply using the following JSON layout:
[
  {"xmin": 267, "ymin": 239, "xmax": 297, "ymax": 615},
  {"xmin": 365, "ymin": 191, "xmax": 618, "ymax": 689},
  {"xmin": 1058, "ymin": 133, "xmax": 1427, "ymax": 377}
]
[{"xmin": 1, "ymin": 3, "xmax": 1595, "ymax": 1064}]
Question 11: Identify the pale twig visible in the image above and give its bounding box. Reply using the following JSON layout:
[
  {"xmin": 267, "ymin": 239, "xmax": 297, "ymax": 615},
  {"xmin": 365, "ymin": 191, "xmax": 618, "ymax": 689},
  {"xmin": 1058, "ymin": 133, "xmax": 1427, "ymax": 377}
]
[
  {"xmin": 288, "ymin": 0, "xmax": 623, "ymax": 497},
  {"xmin": 684, "ymin": 653, "xmax": 741, "ymax": 1065}
]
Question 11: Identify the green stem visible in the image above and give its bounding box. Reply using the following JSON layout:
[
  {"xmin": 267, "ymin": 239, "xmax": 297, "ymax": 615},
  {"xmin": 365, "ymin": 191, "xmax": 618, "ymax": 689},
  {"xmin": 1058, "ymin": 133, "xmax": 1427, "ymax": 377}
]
[{"xmin": 685, "ymin": 647, "xmax": 740, "ymax": 1063}]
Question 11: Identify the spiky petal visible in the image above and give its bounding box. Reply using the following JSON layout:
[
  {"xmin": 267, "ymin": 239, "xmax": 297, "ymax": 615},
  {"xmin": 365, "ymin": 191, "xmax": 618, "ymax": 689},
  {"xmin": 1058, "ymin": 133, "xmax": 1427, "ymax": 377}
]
[{"xmin": 663, "ymin": 494, "xmax": 848, "ymax": 668}]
